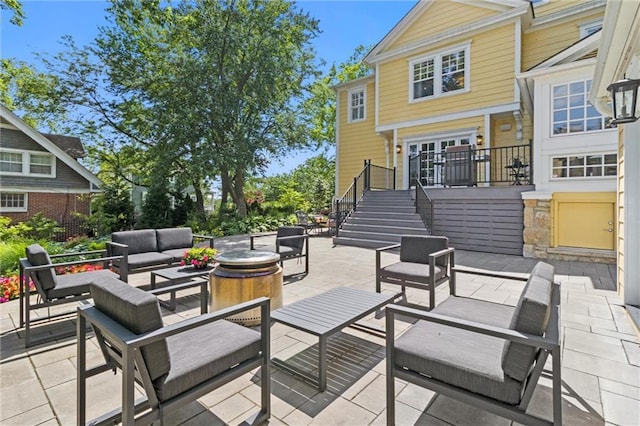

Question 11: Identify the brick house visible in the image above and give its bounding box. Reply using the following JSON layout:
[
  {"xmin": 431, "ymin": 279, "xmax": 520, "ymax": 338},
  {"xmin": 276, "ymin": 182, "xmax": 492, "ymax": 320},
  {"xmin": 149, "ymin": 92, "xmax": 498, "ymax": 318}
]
[{"xmin": 0, "ymin": 104, "xmax": 101, "ymax": 236}]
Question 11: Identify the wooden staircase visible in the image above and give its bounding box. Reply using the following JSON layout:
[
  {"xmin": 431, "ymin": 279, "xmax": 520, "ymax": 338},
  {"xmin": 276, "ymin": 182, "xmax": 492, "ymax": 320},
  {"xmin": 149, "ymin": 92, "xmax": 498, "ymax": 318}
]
[{"xmin": 333, "ymin": 190, "xmax": 429, "ymax": 249}]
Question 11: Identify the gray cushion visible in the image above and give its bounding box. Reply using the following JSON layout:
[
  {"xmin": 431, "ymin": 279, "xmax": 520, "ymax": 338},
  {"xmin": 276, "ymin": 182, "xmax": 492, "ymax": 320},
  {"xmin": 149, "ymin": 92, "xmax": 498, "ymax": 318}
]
[
  {"xmin": 161, "ymin": 248, "xmax": 191, "ymax": 263},
  {"xmin": 155, "ymin": 320, "xmax": 261, "ymax": 401},
  {"xmin": 394, "ymin": 320, "xmax": 523, "ymax": 404},
  {"xmin": 90, "ymin": 278, "xmax": 170, "ymax": 381},
  {"xmin": 502, "ymin": 275, "xmax": 554, "ymax": 381},
  {"xmin": 400, "ymin": 236, "xmax": 449, "ymax": 267},
  {"xmin": 112, "ymin": 230, "xmax": 158, "ymax": 254},
  {"xmin": 433, "ymin": 296, "xmax": 515, "ymax": 328},
  {"xmin": 46, "ymin": 269, "xmax": 119, "ymax": 299},
  {"xmin": 25, "ymin": 244, "xmax": 57, "ymax": 292},
  {"xmin": 381, "ymin": 261, "xmax": 445, "ymax": 284},
  {"xmin": 156, "ymin": 228, "xmax": 193, "ymax": 252},
  {"xmin": 530, "ymin": 261, "xmax": 555, "ymax": 283},
  {"xmin": 125, "ymin": 252, "xmax": 174, "ymax": 269},
  {"xmin": 276, "ymin": 226, "xmax": 305, "ymax": 250}
]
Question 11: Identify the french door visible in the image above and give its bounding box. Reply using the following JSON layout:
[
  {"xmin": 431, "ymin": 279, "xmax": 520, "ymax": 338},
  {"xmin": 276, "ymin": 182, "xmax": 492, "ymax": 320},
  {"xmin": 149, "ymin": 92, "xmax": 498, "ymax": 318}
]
[{"xmin": 409, "ymin": 136, "xmax": 471, "ymax": 186}]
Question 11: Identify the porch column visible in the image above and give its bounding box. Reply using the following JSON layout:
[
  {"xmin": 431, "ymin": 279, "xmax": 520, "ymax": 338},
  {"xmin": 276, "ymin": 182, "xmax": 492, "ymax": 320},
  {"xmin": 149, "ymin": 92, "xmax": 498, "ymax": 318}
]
[{"xmin": 393, "ymin": 128, "xmax": 399, "ymax": 187}]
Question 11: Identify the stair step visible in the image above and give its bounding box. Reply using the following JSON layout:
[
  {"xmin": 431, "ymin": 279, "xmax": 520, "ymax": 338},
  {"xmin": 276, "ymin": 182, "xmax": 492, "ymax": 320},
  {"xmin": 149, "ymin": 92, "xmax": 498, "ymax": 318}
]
[
  {"xmin": 332, "ymin": 236, "xmax": 397, "ymax": 250},
  {"xmin": 340, "ymin": 224, "xmax": 429, "ymax": 235},
  {"xmin": 351, "ymin": 211, "xmax": 422, "ymax": 221},
  {"xmin": 336, "ymin": 230, "xmax": 405, "ymax": 243},
  {"xmin": 356, "ymin": 206, "xmax": 415, "ymax": 213},
  {"xmin": 347, "ymin": 217, "xmax": 425, "ymax": 226}
]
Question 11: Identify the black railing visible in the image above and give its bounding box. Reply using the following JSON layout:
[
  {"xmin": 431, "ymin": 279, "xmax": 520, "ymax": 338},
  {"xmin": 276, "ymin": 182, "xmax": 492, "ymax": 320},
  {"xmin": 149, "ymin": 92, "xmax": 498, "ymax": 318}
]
[
  {"xmin": 408, "ymin": 144, "xmax": 532, "ymax": 188},
  {"xmin": 334, "ymin": 160, "xmax": 396, "ymax": 237},
  {"xmin": 414, "ymin": 178, "xmax": 433, "ymax": 233}
]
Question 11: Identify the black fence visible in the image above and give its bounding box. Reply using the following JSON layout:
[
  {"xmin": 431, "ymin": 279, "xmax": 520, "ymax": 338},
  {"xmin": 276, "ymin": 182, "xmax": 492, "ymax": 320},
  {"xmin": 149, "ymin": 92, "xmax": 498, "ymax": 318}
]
[
  {"xmin": 55, "ymin": 219, "xmax": 91, "ymax": 242},
  {"xmin": 408, "ymin": 144, "xmax": 532, "ymax": 188}
]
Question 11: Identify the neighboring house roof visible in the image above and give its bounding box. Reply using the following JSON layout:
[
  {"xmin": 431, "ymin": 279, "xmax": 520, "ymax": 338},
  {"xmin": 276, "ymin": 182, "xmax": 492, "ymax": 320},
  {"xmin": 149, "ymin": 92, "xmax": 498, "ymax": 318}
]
[
  {"xmin": 0, "ymin": 104, "xmax": 101, "ymax": 191},
  {"xmin": 41, "ymin": 133, "xmax": 86, "ymax": 159}
]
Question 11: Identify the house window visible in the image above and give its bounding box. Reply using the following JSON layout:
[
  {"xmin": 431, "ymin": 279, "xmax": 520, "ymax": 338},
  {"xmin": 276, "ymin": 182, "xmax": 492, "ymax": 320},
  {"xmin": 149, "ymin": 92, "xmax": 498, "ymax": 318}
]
[
  {"xmin": 0, "ymin": 149, "xmax": 55, "ymax": 177},
  {"xmin": 410, "ymin": 46, "xmax": 468, "ymax": 101},
  {"xmin": 0, "ymin": 192, "xmax": 27, "ymax": 212},
  {"xmin": 551, "ymin": 153, "xmax": 617, "ymax": 179},
  {"xmin": 552, "ymin": 80, "xmax": 611, "ymax": 135},
  {"xmin": 0, "ymin": 152, "xmax": 23, "ymax": 173},
  {"xmin": 30, "ymin": 154, "xmax": 53, "ymax": 175},
  {"xmin": 348, "ymin": 87, "xmax": 366, "ymax": 122}
]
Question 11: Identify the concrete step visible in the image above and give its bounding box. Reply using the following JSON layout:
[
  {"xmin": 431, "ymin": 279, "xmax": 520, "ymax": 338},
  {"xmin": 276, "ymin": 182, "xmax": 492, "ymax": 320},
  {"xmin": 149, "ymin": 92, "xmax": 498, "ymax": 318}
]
[{"xmin": 340, "ymin": 223, "xmax": 429, "ymax": 235}]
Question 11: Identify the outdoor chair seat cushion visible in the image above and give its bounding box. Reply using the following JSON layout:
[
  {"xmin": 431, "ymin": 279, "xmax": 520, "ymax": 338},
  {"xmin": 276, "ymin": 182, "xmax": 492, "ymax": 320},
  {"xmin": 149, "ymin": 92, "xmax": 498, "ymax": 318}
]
[
  {"xmin": 155, "ymin": 320, "xmax": 261, "ymax": 401},
  {"xmin": 433, "ymin": 296, "xmax": 516, "ymax": 328},
  {"xmin": 380, "ymin": 261, "xmax": 445, "ymax": 284},
  {"xmin": 124, "ymin": 252, "xmax": 174, "ymax": 269},
  {"xmin": 160, "ymin": 248, "xmax": 190, "ymax": 263},
  {"xmin": 394, "ymin": 319, "xmax": 523, "ymax": 404},
  {"xmin": 261, "ymin": 244, "xmax": 302, "ymax": 259},
  {"xmin": 47, "ymin": 269, "xmax": 120, "ymax": 299}
]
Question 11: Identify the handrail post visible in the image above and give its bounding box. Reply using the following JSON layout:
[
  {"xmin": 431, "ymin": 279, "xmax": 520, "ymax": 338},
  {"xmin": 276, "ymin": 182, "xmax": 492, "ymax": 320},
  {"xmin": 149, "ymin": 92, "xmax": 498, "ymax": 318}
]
[
  {"xmin": 393, "ymin": 167, "xmax": 397, "ymax": 190},
  {"xmin": 353, "ymin": 177, "xmax": 357, "ymax": 212},
  {"xmin": 335, "ymin": 199, "xmax": 340, "ymax": 237}
]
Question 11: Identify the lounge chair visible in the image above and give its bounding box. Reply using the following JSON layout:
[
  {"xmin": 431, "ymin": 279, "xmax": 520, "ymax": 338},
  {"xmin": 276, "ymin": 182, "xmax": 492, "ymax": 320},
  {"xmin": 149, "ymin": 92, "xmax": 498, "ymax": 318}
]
[
  {"xmin": 77, "ymin": 278, "xmax": 271, "ymax": 425},
  {"xmin": 386, "ymin": 262, "xmax": 561, "ymax": 425},
  {"xmin": 376, "ymin": 235, "xmax": 455, "ymax": 310},
  {"xmin": 250, "ymin": 226, "xmax": 309, "ymax": 274},
  {"xmin": 19, "ymin": 243, "xmax": 126, "ymax": 347}
]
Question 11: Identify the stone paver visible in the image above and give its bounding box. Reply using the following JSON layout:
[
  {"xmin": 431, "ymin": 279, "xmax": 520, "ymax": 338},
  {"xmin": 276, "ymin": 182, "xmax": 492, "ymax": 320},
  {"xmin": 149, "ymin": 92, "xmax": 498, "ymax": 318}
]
[{"xmin": 1, "ymin": 235, "xmax": 638, "ymax": 425}]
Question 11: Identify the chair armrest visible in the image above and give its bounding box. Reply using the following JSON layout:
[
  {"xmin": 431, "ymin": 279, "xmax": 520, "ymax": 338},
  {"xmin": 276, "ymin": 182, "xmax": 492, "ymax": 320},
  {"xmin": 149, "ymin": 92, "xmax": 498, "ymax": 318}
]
[
  {"xmin": 275, "ymin": 234, "xmax": 309, "ymax": 242},
  {"xmin": 249, "ymin": 232, "xmax": 277, "ymax": 250},
  {"xmin": 49, "ymin": 249, "xmax": 108, "ymax": 259},
  {"xmin": 386, "ymin": 304, "xmax": 559, "ymax": 350},
  {"xmin": 22, "ymin": 256, "xmax": 125, "ymax": 272},
  {"xmin": 452, "ymin": 265, "xmax": 528, "ymax": 282},
  {"xmin": 193, "ymin": 234, "xmax": 215, "ymax": 248}
]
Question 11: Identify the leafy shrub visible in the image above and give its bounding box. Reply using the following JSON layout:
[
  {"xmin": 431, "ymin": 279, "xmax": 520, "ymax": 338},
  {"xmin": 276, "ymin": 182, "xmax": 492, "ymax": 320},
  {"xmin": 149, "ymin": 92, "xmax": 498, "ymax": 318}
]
[{"xmin": 0, "ymin": 239, "xmax": 64, "ymax": 276}]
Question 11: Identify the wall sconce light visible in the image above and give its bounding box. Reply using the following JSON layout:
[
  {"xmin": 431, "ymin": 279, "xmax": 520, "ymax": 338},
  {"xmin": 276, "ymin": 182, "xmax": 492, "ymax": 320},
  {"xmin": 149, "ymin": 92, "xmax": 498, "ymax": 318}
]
[
  {"xmin": 607, "ymin": 77, "xmax": 640, "ymax": 125},
  {"xmin": 476, "ymin": 134, "xmax": 483, "ymax": 145},
  {"xmin": 396, "ymin": 144, "xmax": 402, "ymax": 154}
]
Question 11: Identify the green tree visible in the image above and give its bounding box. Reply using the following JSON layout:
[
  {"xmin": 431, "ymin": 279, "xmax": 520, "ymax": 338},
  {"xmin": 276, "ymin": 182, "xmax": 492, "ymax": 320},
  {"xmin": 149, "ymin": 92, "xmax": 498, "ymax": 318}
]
[
  {"xmin": 1, "ymin": 0, "xmax": 25, "ymax": 26},
  {"xmin": 304, "ymin": 45, "xmax": 372, "ymax": 147}
]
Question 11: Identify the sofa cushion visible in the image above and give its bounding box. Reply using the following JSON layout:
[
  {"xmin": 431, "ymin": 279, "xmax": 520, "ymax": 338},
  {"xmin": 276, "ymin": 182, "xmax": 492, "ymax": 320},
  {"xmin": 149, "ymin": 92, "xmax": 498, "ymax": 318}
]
[
  {"xmin": 91, "ymin": 277, "xmax": 170, "ymax": 381},
  {"xmin": 394, "ymin": 319, "xmax": 523, "ymax": 404},
  {"xmin": 156, "ymin": 228, "xmax": 193, "ymax": 252},
  {"xmin": 155, "ymin": 320, "xmax": 261, "ymax": 401},
  {"xmin": 381, "ymin": 261, "xmax": 445, "ymax": 284},
  {"xmin": 25, "ymin": 244, "xmax": 57, "ymax": 292},
  {"xmin": 47, "ymin": 269, "xmax": 119, "ymax": 299},
  {"xmin": 112, "ymin": 230, "xmax": 158, "ymax": 254},
  {"xmin": 125, "ymin": 252, "xmax": 174, "ymax": 269},
  {"xmin": 400, "ymin": 236, "xmax": 449, "ymax": 267},
  {"xmin": 161, "ymin": 248, "xmax": 190, "ymax": 263},
  {"xmin": 502, "ymin": 274, "xmax": 553, "ymax": 381}
]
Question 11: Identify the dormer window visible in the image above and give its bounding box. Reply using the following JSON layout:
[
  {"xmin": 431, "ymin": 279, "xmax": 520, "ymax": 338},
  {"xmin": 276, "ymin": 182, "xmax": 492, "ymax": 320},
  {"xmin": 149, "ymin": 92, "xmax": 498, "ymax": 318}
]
[{"xmin": 410, "ymin": 45, "xmax": 469, "ymax": 102}]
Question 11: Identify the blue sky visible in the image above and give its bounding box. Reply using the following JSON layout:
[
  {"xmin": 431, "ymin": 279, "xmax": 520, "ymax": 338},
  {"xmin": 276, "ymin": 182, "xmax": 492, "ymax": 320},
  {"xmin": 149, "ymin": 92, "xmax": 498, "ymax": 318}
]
[{"xmin": 1, "ymin": 0, "xmax": 416, "ymax": 174}]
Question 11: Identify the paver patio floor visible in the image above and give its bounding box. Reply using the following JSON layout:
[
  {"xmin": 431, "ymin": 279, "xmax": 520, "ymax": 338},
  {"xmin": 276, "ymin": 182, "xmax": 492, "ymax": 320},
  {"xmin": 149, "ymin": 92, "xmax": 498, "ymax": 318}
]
[{"xmin": 1, "ymin": 235, "xmax": 638, "ymax": 425}]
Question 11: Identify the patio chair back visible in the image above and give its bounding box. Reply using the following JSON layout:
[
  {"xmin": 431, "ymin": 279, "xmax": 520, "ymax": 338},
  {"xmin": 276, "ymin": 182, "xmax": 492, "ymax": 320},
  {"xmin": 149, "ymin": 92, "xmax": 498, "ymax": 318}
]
[
  {"xmin": 25, "ymin": 244, "xmax": 57, "ymax": 299},
  {"xmin": 277, "ymin": 226, "xmax": 305, "ymax": 251},
  {"xmin": 399, "ymin": 235, "xmax": 449, "ymax": 267}
]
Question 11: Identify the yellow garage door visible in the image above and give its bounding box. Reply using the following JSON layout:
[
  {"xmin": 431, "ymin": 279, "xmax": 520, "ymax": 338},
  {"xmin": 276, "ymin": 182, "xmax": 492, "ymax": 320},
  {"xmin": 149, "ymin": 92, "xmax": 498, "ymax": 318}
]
[{"xmin": 557, "ymin": 202, "xmax": 615, "ymax": 250}]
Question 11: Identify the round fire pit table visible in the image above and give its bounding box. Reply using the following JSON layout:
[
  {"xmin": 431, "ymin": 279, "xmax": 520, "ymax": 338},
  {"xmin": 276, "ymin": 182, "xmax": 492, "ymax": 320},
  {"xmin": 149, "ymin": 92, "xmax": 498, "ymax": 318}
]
[{"xmin": 210, "ymin": 250, "xmax": 283, "ymax": 326}]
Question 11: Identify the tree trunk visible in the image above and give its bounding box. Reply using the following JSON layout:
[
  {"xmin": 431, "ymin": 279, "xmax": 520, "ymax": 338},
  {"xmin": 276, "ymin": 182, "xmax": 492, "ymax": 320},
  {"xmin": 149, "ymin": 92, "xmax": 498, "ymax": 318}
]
[{"xmin": 192, "ymin": 181, "xmax": 205, "ymax": 217}]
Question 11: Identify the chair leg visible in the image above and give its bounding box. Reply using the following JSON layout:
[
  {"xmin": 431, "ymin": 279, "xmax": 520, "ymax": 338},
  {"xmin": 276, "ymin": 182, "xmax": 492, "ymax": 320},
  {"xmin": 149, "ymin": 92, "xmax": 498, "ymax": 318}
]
[
  {"xmin": 552, "ymin": 347, "xmax": 562, "ymax": 425},
  {"xmin": 386, "ymin": 310, "xmax": 395, "ymax": 426},
  {"xmin": 429, "ymin": 283, "xmax": 436, "ymax": 310},
  {"xmin": 77, "ymin": 313, "xmax": 87, "ymax": 426},
  {"xmin": 24, "ymin": 295, "xmax": 31, "ymax": 348}
]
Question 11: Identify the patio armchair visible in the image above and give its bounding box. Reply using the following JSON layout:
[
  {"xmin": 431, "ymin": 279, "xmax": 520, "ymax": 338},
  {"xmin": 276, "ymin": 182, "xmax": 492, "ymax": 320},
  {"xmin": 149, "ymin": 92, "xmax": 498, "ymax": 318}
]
[
  {"xmin": 77, "ymin": 278, "xmax": 270, "ymax": 425},
  {"xmin": 386, "ymin": 262, "xmax": 561, "ymax": 425},
  {"xmin": 376, "ymin": 235, "xmax": 455, "ymax": 310},
  {"xmin": 250, "ymin": 226, "xmax": 309, "ymax": 274},
  {"xmin": 19, "ymin": 243, "xmax": 127, "ymax": 347},
  {"xmin": 295, "ymin": 210, "xmax": 318, "ymax": 234}
]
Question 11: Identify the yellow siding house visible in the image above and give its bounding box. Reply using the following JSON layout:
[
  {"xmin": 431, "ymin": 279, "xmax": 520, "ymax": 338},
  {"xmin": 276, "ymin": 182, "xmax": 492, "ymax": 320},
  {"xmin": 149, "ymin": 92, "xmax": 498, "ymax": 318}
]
[{"xmin": 335, "ymin": 0, "xmax": 616, "ymax": 262}]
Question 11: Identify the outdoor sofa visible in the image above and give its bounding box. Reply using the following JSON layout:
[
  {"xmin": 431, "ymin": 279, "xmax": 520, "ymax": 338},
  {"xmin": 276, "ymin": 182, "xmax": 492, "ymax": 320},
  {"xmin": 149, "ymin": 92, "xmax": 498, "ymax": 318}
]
[{"xmin": 107, "ymin": 227, "xmax": 215, "ymax": 279}]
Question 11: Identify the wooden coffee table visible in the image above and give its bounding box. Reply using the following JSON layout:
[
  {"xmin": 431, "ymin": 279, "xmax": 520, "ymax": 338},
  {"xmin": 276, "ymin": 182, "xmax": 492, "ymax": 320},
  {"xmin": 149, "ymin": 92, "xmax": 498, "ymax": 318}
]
[
  {"xmin": 271, "ymin": 287, "xmax": 396, "ymax": 391},
  {"xmin": 150, "ymin": 265, "xmax": 214, "ymax": 312}
]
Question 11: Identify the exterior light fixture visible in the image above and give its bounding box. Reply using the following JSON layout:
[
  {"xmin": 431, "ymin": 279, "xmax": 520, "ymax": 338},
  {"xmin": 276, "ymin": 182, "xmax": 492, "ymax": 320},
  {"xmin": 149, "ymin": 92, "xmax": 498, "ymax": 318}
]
[
  {"xmin": 476, "ymin": 134, "xmax": 484, "ymax": 145},
  {"xmin": 607, "ymin": 77, "xmax": 640, "ymax": 125},
  {"xmin": 396, "ymin": 144, "xmax": 402, "ymax": 154}
]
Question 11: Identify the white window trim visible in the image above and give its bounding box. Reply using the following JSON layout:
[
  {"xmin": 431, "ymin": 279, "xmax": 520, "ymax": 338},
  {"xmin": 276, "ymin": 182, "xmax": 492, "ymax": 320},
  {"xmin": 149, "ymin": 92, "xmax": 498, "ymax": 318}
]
[
  {"xmin": 579, "ymin": 19, "xmax": 603, "ymax": 38},
  {"xmin": 550, "ymin": 79, "xmax": 612, "ymax": 138},
  {"xmin": 549, "ymin": 152, "xmax": 617, "ymax": 180},
  {"xmin": 347, "ymin": 86, "xmax": 366, "ymax": 123},
  {"xmin": 408, "ymin": 43, "xmax": 470, "ymax": 103},
  {"xmin": 0, "ymin": 192, "xmax": 28, "ymax": 212},
  {"xmin": 0, "ymin": 148, "xmax": 56, "ymax": 178}
]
